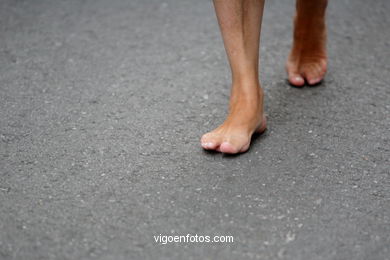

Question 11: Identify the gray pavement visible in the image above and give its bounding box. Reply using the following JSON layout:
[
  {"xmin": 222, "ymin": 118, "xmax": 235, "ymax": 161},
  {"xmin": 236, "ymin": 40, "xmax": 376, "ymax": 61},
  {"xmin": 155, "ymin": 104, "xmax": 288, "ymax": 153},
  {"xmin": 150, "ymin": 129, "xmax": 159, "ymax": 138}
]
[{"xmin": 0, "ymin": 0, "xmax": 389, "ymax": 259}]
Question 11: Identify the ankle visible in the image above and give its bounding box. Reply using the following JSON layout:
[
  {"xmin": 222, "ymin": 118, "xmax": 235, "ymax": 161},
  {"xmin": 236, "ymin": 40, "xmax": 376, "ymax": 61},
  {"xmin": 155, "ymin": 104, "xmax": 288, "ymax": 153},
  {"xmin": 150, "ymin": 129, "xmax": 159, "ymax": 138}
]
[
  {"xmin": 230, "ymin": 86, "xmax": 263, "ymax": 106},
  {"xmin": 233, "ymin": 75, "xmax": 260, "ymax": 88},
  {"xmin": 296, "ymin": 0, "xmax": 327, "ymax": 14}
]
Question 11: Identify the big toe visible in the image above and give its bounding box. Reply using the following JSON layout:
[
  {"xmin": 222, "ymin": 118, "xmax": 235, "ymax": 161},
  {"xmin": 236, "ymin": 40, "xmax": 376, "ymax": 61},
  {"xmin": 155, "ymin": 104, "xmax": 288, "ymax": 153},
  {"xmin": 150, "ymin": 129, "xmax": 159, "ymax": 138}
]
[
  {"xmin": 286, "ymin": 63, "xmax": 305, "ymax": 87},
  {"xmin": 288, "ymin": 74, "xmax": 305, "ymax": 87},
  {"xmin": 201, "ymin": 133, "xmax": 222, "ymax": 150}
]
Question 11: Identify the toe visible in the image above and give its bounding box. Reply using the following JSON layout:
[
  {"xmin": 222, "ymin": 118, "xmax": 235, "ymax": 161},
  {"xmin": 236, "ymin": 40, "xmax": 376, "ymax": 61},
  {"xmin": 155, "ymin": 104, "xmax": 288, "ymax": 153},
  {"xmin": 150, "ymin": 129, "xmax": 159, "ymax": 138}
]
[
  {"xmin": 305, "ymin": 69, "xmax": 323, "ymax": 85},
  {"xmin": 201, "ymin": 133, "xmax": 222, "ymax": 150},
  {"xmin": 220, "ymin": 135, "xmax": 251, "ymax": 154},
  {"xmin": 286, "ymin": 63, "xmax": 305, "ymax": 87},
  {"xmin": 219, "ymin": 142, "xmax": 239, "ymax": 154},
  {"xmin": 288, "ymin": 74, "xmax": 305, "ymax": 87},
  {"xmin": 307, "ymin": 78, "xmax": 322, "ymax": 85},
  {"xmin": 302, "ymin": 61, "xmax": 327, "ymax": 85}
]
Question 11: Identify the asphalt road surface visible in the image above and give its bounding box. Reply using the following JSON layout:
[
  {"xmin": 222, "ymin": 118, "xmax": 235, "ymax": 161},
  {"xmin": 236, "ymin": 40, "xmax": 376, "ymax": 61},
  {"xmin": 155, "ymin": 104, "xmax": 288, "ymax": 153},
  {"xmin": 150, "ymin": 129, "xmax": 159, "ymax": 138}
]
[{"xmin": 1, "ymin": 0, "xmax": 389, "ymax": 259}]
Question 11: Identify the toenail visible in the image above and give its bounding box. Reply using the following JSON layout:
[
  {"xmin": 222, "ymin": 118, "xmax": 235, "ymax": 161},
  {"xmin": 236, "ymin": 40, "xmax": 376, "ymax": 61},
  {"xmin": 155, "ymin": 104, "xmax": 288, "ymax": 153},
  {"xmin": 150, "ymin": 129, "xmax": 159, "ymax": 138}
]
[
  {"xmin": 295, "ymin": 76, "xmax": 302, "ymax": 81},
  {"xmin": 309, "ymin": 78, "xmax": 319, "ymax": 84},
  {"xmin": 202, "ymin": 142, "xmax": 212, "ymax": 148}
]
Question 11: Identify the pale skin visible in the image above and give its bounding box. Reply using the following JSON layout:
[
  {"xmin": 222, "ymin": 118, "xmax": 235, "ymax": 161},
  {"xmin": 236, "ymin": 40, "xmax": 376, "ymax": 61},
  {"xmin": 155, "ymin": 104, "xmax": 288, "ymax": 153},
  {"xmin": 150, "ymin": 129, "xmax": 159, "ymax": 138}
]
[{"xmin": 201, "ymin": 0, "xmax": 328, "ymax": 154}]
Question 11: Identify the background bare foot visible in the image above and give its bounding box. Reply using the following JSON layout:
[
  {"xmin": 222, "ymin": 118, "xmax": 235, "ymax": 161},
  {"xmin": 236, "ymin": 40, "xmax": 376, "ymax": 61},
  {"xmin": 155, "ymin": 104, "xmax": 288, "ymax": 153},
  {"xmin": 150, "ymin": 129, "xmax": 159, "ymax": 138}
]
[{"xmin": 286, "ymin": 0, "xmax": 328, "ymax": 87}]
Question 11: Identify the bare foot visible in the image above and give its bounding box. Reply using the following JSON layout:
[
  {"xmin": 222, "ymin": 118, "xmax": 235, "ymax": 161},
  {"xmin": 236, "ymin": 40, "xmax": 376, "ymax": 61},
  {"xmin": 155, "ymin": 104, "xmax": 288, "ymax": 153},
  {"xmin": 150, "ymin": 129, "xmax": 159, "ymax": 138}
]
[
  {"xmin": 286, "ymin": 1, "xmax": 328, "ymax": 87},
  {"xmin": 201, "ymin": 83, "xmax": 266, "ymax": 154}
]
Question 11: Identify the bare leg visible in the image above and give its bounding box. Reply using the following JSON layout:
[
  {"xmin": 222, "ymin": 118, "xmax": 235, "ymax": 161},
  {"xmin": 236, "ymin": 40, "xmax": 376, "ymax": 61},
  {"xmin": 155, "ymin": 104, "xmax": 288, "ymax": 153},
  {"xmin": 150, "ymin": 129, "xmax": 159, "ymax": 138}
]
[
  {"xmin": 286, "ymin": 0, "xmax": 328, "ymax": 86},
  {"xmin": 201, "ymin": 0, "xmax": 266, "ymax": 154}
]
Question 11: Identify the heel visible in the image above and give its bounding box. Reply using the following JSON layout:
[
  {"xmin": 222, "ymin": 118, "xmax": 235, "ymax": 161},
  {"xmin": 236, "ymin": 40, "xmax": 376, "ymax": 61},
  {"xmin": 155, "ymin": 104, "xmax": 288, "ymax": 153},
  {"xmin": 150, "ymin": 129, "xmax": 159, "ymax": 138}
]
[{"xmin": 255, "ymin": 115, "xmax": 267, "ymax": 134}]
